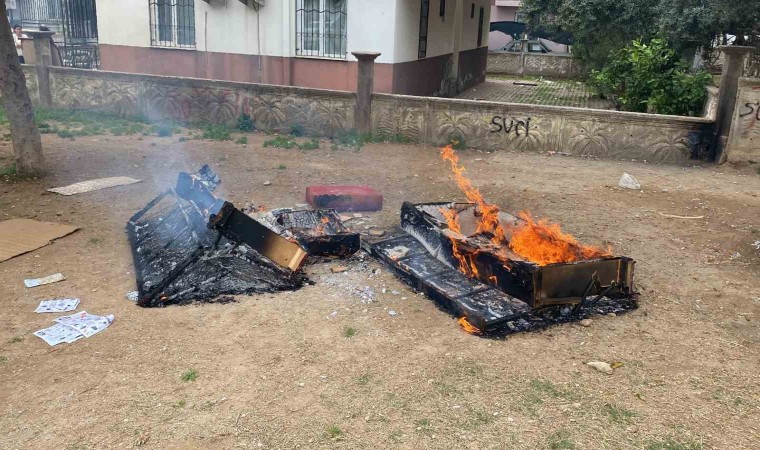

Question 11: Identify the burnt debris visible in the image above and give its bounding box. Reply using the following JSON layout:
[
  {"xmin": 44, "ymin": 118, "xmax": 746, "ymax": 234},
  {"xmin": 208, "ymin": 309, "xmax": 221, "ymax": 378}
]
[
  {"xmin": 365, "ymin": 202, "xmax": 638, "ymax": 335},
  {"xmin": 126, "ymin": 166, "xmax": 307, "ymax": 307},
  {"xmin": 257, "ymin": 208, "xmax": 361, "ymax": 259}
]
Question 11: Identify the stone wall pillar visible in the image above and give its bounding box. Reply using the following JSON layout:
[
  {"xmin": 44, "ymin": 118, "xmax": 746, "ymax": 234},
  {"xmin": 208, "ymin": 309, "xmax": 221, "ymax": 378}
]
[
  {"xmin": 25, "ymin": 30, "xmax": 56, "ymax": 108},
  {"xmin": 351, "ymin": 51, "xmax": 381, "ymax": 134},
  {"xmin": 517, "ymin": 38, "xmax": 528, "ymax": 77},
  {"xmin": 713, "ymin": 45, "xmax": 753, "ymax": 163}
]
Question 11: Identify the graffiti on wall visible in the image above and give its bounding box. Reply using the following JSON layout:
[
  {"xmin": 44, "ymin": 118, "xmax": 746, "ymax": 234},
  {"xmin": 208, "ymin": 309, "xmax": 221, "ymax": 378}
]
[
  {"xmin": 490, "ymin": 116, "xmax": 531, "ymax": 136},
  {"xmin": 738, "ymin": 101, "xmax": 760, "ymax": 138}
]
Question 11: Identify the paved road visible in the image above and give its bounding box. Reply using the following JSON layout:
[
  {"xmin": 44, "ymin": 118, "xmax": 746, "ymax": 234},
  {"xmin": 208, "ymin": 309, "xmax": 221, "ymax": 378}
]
[{"xmin": 457, "ymin": 77, "xmax": 615, "ymax": 110}]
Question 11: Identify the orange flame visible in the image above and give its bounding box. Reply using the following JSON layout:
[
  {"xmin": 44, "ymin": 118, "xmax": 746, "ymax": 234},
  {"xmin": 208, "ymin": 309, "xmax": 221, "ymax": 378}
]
[
  {"xmin": 458, "ymin": 317, "xmax": 482, "ymax": 334},
  {"xmin": 315, "ymin": 216, "xmax": 330, "ymax": 234},
  {"xmin": 439, "ymin": 145, "xmax": 612, "ymax": 267},
  {"xmin": 508, "ymin": 211, "xmax": 611, "ymax": 265},
  {"xmin": 440, "ymin": 145, "xmax": 506, "ymax": 245},
  {"xmin": 440, "ymin": 207, "xmax": 480, "ymax": 278}
]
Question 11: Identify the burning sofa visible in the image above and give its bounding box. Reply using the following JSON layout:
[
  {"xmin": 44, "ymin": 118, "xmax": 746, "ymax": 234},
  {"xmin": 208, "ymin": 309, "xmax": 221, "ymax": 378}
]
[{"xmin": 365, "ymin": 146, "xmax": 637, "ymax": 334}]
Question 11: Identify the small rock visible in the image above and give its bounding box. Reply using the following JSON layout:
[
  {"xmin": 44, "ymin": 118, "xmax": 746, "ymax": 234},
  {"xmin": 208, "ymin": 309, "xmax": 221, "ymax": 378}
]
[
  {"xmin": 606, "ymin": 312, "xmax": 617, "ymax": 317},
  {"xmin": 330, "ymin": 265, "xmax": 349, "ymax": 273},
  {"xmin": 339, "ymin": 214, "xmax": 352, "ymax": 222},
  {"xmin": 579, "ymin": 319, "xmax": 593, "ymax": 327},
  {"xmin": 369, "ymin": 229, "xmax": 386, "ymax": 237},
  {"xmin": 263, "ymin": 181, "xmax": 272, "ymax": 186},
  {"xmin": 586, "ymin": 361, "xmax": 613, "ymax": 375},
  {"xmin": 126, "ymin": 291, "xmax": 138, "ymax": 302},
  {"xmin": 388, "ymin": 310, "xmax": 398, "ymax": 317},
  {"xmin": 618, "ymin": 173, "xmax": 641, "ymax": 190}
]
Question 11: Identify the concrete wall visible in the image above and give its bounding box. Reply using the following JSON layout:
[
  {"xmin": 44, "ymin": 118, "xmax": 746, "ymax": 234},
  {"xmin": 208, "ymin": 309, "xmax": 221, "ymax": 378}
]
[
  {"xmin": 487, "ymin": 52, "xmax": 578, "ymax": 78},
  {"xmin": 726, "ymin": 78, "xmax": 760, "ymax": 162},
  {"xmin": 30, "ymin": 66, "xmax": 713, "ymax": 165},
  {"xmin": 45, "ymin": 66, "xmax": 357, "ymax": 137},
  {"xmin": 371, "ymin": 93, "xmax": 714, "ymax": 164}
]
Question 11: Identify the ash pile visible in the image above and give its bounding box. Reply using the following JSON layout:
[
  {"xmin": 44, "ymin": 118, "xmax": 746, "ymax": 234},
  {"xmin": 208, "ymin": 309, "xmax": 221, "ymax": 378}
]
[{"xmin": 127, "ymin": 166, "xmax": 309, "ymax": 307}]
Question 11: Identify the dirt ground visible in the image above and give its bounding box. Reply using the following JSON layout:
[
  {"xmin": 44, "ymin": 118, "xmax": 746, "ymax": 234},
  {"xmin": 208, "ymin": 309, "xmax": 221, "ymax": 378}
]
[{"xmin": 0, "ymin": 130, "xmax": 758, "ymax": 450}]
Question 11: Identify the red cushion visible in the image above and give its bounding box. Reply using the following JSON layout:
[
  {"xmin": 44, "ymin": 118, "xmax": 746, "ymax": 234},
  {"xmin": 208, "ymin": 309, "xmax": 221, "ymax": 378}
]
[{"xmin": 306, "ymin": 185, "xmax": 383, "ymax": 211}]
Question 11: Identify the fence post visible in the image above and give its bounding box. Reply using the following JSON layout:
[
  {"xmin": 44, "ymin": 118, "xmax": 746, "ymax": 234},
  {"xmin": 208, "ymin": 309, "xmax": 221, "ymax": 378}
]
[
  {"xmin": 713, "ymin": 45, "xmax": 753, "ymax": 163},
  {"xmin": 351, "ymin": 51, "xmax": 381, "ymax": 134},
  {"xmin": 517, "ymin": 38, "xmax": 528, "ymax": 77},
  {"xmin": 25, "ymin": 30, "xmax": 56, "ymax": 108}
]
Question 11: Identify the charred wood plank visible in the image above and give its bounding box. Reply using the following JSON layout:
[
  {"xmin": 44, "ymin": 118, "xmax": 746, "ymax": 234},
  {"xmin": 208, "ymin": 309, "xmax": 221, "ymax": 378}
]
[{"xmin": 211, "ymin": 203, "xmax": 308, "ymax": 271}]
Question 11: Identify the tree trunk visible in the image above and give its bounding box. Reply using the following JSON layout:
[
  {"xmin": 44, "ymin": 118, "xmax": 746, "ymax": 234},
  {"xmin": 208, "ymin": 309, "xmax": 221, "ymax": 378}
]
[{"xmin": 0, "ymin": 2, "xmax": 45, "ymax": 176}]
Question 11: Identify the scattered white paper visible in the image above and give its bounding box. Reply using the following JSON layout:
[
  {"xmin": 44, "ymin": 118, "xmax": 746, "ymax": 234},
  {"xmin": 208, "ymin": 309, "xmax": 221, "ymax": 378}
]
[
  {"xmin": 35, "ymin": 298, "xmax": 80, "ymax": 313},
  {"xmin": 34, "ymin": 311, "xmax": 115, "ymax": 346},
  {"xmin": 33, "ymin": 323, "xmax": 85, "ymax": 346},
  {"xmin": 24, "ymin": 273, "xmax": 65, "ymax": 288},
  {"xmin": 54, "ymin": 311, "xmax": 114, "ymax": 338}
]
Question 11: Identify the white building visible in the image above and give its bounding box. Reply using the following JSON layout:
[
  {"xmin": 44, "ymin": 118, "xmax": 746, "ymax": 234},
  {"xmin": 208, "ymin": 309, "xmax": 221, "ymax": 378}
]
[{"xmin": 95, "ymin": 0, "xmax": 492, "ymax": 96}]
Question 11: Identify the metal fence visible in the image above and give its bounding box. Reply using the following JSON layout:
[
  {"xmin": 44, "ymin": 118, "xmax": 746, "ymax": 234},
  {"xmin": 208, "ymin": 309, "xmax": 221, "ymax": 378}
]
[
  {"xmin": 295, "ymin": 0, "xmax": 347, "ymax": 59},
  {"xmin": 149, "ymin": 0, "xmax": 196, "ymax": 49},
  {"xmin": 11, "ymin": 0, "xmax": 99, "ymax": 69}
]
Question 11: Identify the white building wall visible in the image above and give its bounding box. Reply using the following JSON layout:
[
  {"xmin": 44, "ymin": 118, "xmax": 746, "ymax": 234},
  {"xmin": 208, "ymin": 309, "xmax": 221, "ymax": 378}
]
[
  {"xmin": 96, "ymin": 0, "xmax": 481, "ymax": 64},
  {"xmin": 96, "ymin": 0, "xmax": 152, "ymax": 48},
  {"xmin": 394, "ymin": 0, "xmax": 491, "ymax": 64},
  {"xmin": 460, "ymin": 0, "xmax": 491, "ymax": 50},
  {"xmin": 346, "ymin": 0, "xmax": 397, "ymax": 63}
]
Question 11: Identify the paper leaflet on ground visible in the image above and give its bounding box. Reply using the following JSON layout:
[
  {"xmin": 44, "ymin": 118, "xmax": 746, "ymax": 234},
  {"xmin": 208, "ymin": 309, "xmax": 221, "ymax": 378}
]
[
  {"xmin": 35, "ymin": 298, "xmax": 80, "ymax": 313},
  {"xmin": 47, "ymin": 177, "xmax": 142, "ymax": 196},
  {"xmin": 33, "ymin": 323, "xmax": 85, "ymax": 346},
  {"xmin": 54, "ymin": 311, "xmax": 115, "ymax": 338},
  {"xmin": 34, "ymin": 311, "xmax": 115, "ymax": 346},
  {"xmin": 24, "ymin": 273, "xmax": 65, "ymax": 288}
]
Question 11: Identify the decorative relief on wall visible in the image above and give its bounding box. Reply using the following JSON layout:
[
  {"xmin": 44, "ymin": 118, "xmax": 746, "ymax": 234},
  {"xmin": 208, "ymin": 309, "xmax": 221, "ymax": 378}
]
[
  {"xmin": 191, "ymin": 88, "xmax": 239, "ymax": 124},
  {"xmin": 141, "ymin": 83, "xmax": 193, "ymax": 120},
  {"xmin": 486, "ymin": 53, "xmax": 520, "ymax": 74},
  {"xmin": 52, "ymin": 74, "xmax": 104, "ymax": 109},
  {"xmin": 103, "ymin": 80, "xmax": 139, "ymax": 116},
  {"xmin": 41, "ymin": 68, "xmax": 712, "ymax": 164}
]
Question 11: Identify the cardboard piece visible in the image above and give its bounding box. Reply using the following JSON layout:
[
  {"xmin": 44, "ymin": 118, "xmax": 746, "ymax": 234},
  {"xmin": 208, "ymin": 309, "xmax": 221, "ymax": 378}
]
[
  {"xmin": 48, "ymin": 177, "xmax": 141, "ymax": 195},
  {"xmin": 0, "ymin": 219, "xmax": 79, "ymax": 263}
]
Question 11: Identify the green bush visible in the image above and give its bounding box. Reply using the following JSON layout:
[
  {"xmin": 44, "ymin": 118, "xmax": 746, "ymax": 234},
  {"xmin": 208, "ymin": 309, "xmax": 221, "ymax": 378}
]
[
  {"xmin": 289, "ymin": 124, "xmax": 306, "ymax": 137},
  {"xmin": 156, "ymin": 124, "xmax": 173, "ymax": 137},
  {"xmin": 201, "ymin": 124, "xmax": 232, "ymax": 141},
  {"xmin": 590, "ymin": 39, "xmax": 711, "ymax": 116},
  {"xmin": 236, "ymin": 113, "xmax": 255, "ymax": 132}
]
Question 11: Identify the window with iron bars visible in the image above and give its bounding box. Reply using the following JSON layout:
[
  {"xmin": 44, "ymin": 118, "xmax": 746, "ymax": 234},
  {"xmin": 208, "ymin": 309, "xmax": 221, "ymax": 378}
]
[
  {"xmin": 149, "ymin": 0, "xmax": 195, "ymax": 49},
  {"xmin": 295, "ymin": 0, "xmax": 347, "ymax": 59}
]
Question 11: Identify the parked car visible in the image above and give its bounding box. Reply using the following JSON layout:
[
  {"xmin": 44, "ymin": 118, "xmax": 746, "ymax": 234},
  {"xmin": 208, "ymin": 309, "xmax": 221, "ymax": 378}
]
[{"xmin": 497, "ymin": 39, "xmax": 551, "ymax": 54}]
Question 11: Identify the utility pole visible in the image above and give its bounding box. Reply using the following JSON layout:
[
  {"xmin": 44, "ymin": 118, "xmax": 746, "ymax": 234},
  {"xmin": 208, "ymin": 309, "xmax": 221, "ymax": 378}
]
[{"xmin": 0, "ymin": 1, "xmax": 45, "ymax": 176}]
